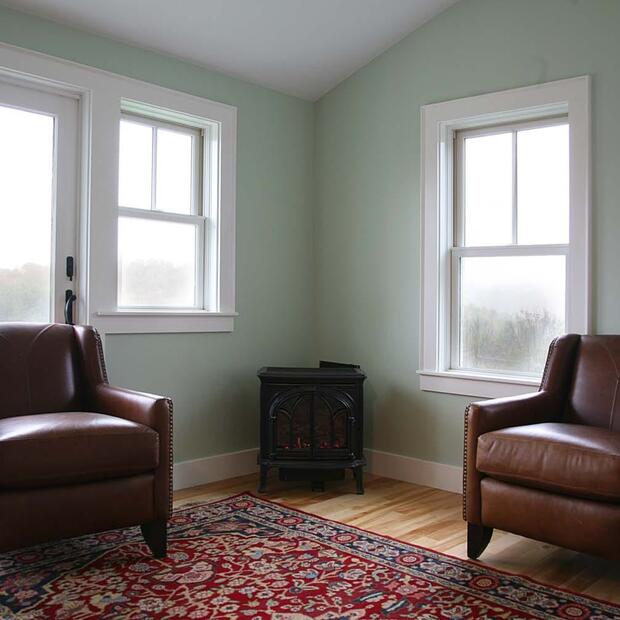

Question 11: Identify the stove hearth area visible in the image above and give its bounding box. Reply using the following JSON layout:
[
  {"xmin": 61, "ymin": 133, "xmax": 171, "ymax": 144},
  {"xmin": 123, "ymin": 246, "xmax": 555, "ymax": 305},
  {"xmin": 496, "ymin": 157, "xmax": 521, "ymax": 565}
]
[{"xmin": 257, "ymin": 362, "xmax": 366, "ymax": 494}]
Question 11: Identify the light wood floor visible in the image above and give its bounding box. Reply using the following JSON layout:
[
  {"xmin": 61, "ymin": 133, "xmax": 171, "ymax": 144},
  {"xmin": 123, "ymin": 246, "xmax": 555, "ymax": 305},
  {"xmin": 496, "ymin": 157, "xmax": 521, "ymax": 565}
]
[{"xmin": 174, "ymin": 472, "xmax": 620, "ymax": 604}]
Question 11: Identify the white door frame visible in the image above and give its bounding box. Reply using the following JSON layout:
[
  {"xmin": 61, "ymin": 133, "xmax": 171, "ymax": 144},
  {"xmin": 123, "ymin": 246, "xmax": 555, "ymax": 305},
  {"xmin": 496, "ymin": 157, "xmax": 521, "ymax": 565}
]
[{"xmin": 0, "ymin": 68, "xmax": 91, "ymax": 324}]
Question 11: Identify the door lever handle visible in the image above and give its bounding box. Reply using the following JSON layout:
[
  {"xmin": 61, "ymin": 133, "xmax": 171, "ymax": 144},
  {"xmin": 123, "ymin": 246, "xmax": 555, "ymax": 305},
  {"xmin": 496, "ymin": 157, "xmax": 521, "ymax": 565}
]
[{"xmin": 64, "ymin": 289, "xmax": 77, "ymax": 325}]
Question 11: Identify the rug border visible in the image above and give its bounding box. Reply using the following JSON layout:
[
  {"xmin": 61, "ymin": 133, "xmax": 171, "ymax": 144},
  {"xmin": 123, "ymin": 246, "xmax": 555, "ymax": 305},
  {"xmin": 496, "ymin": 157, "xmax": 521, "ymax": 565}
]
[{"xmin": 175, "ymin": 490, "xmax": 620, "ymax": 611}]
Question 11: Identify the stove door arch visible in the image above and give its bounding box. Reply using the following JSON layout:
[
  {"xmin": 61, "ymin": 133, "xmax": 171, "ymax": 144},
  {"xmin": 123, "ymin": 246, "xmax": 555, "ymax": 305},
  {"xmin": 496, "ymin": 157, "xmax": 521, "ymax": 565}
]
[{"xmin": 268, "ymin": 386, "xmax": 356, "ymax": 460}]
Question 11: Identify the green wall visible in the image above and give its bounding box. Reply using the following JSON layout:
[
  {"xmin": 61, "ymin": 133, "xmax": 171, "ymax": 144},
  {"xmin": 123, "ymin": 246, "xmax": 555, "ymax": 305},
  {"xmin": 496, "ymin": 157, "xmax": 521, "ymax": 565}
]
[
  {"xmin": 0, "ymin": 6, "xmax": 316, "ymax": 463},
  {"xmin": 2, "ymin": 0, "xmax": 619, "ymax": 469},
  {"xmin": 314, "ymin": 0, "xmax": 620, "ymax": 466}
]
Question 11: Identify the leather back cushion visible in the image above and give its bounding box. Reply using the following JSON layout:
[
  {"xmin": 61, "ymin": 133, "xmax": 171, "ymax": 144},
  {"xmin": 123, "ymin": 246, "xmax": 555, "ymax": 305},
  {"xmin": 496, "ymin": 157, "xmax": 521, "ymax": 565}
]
[
  {"xmin": 0, "ymin": 323, "xmax": 83, "ymax": 418},
  {"xmin": 566, "ymin": 335, "xmax": 620, "ymax": 431}
]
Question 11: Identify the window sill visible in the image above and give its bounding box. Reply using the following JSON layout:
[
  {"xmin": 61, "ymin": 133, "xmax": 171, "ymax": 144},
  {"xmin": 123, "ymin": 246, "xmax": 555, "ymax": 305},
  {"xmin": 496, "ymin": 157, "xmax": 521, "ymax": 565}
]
[
  {"xmin": 92, "ymin": 310, "xmax": 238, "ymax": 334},
  {"xmin": 417, "ymin": 369, "xmax": 540, "ymax": 399}
]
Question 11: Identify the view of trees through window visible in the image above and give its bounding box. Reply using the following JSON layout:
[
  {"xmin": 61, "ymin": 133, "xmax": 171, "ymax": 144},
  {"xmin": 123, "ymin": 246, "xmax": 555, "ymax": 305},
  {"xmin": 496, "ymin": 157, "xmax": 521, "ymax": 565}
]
[
  {"xmin": 461, "ymin": 306, "xmax": 562, "ymax": 375},
  {"xmin": 0, "ymin": 264, "xmax": 50, "ymax": 322},
  {"xmin": 118, "ymin": 259, "xmax": 195, "ymax": 308},
  {"xmin": 0, "ymin": 104, "xmax": 54, "ymax": 323}
]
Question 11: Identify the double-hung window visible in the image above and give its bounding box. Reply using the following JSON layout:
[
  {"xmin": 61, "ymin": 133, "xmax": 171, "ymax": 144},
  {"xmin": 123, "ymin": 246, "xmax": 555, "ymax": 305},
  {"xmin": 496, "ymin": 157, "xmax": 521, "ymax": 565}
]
[
  {"xmin": 102, "ymin": 95, "xmax": 237, "ymax": 335},
  {"xmin": 452, "ymin": 118, "xmax": 568, "ymax": 376},
  {"xmin": 419, "ymin": 77, "xmax": 590, "ymax": 398},
  {"xmin": 118, "ymin": 113, "xmax": 207, "ymax": 310}
]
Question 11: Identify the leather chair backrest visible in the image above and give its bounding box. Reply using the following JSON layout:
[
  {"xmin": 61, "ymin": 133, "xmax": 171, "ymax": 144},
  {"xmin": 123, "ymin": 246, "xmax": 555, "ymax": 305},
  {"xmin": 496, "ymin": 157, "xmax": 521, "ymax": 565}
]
[
  {"xmin": 0, "ymin": 323, "xmax": 83, "ymax": 418},
  {"xmin": 565, "ymin": 335, "xmax": 620, "ymax": 431}
]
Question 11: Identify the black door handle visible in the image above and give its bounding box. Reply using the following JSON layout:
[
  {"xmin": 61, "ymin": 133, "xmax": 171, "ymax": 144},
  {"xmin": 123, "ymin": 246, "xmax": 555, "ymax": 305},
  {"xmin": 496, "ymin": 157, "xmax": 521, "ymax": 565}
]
[{"xmin": 64, "ymin": 289, "xmax": 77, "ymax": 325}]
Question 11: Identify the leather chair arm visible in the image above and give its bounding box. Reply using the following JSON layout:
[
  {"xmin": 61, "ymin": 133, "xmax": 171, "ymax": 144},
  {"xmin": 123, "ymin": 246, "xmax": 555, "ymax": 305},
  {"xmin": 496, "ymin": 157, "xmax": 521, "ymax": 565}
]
[
  {"xmin": 73, "ymin": 325, "xmax": 173, "ymax": 520},
  {"xmin": 462, "ymin": 334, "xmax": 581, "ymax": 525},
  {"xmin": 93, "ymin": 384, "xmax": 173, "ymax": 520},
  {"xmin": 93, "ymin": 384, "xmax": 172, "ymax": 432},
  {"xmin": 464, "ymin": 391, "xmax": 560, "ymax": 525},
  {"xmin": 467, "ymin": 390, "xmax": 559, "ymax": 437}
]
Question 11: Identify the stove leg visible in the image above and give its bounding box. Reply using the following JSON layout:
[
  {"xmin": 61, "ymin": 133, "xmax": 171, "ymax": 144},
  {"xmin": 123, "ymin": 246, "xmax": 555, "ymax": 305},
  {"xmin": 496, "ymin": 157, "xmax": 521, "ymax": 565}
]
[
  {"xmin": 353, "ymin": 466, "xmax": 364, "ymax": 494},
  {"xmin": 258, "ymin": 465, "xmax": 269, "ymax": 493}
]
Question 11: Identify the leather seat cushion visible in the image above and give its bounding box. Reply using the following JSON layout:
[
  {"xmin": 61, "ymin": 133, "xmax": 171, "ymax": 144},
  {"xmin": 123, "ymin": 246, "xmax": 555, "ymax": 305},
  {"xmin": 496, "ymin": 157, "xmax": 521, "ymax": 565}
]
[
  {"xmin": 477, "ymin": 422, "xmax": 620, "ymax": 502},
  {"xmin": 0, "ymin": 412, "xmax": 159, "ymax": 489}
]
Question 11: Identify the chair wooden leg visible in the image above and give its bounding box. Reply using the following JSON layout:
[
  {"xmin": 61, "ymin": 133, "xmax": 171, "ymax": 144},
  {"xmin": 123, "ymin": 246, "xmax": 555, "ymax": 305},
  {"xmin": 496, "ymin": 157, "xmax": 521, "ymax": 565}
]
[
  {"xmin": 467, "ymin": 523, "xmax": 493, "ymax": 560},
  {"xmin": 141, "ymin": 519, "xmax": 167, "ymax": 558}
]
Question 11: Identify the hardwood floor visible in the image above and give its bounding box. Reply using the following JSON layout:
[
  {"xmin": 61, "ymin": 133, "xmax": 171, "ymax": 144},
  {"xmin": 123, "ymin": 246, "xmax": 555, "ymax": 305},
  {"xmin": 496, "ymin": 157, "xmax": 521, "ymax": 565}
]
[{"xmin": 174, "ymin": 472, "xmax": 620, "ymax": 604}]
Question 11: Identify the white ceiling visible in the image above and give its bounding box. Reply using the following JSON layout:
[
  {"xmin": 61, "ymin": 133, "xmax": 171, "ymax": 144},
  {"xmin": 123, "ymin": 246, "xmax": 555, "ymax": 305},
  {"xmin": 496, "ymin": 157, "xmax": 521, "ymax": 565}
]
[{"xmin": 1, "ymin": 0, "xmax": 460, "ymax": 100}]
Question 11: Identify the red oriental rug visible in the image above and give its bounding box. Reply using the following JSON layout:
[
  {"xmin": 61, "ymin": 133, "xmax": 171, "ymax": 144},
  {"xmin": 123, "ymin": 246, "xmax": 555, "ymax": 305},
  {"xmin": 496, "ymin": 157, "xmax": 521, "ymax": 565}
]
[{"xmin": 1, "ymin": 493, "xmax": 618, "ymax": 619}]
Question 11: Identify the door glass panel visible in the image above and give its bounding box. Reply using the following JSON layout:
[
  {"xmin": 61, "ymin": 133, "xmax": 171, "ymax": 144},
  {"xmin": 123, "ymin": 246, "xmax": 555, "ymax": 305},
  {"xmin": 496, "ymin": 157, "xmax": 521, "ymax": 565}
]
[
  {"xmin": 314, "ymin": 392, "xmax": 348, "ymax": 452},
  {"xmin": 0, "ymin": 105, "xmax": 54, "ymax": 322},
  {"xmin": 274, "ymin": 393, "xmax": 312, "ymax": 454},
  {"xmin": 459, "ymin": 255, "xmax": 565, "ymax": 374}
]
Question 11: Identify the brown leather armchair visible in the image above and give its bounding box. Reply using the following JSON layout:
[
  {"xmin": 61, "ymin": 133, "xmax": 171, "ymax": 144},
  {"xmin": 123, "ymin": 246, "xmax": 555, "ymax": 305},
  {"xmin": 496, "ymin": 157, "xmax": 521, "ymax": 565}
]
[
  {"xmin": 0, "ymin": 323, "xmax": 172, "ymax": 557},
  {"xmin": 464, "ymin": 334, "xmax": 620, "ymax": 560}
]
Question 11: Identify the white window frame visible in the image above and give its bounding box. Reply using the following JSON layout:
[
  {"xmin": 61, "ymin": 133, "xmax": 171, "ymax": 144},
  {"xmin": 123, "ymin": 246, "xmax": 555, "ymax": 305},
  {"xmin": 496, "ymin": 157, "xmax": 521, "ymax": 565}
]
[
  {"xmin": 0, "ymin": 42, "xmax": 237, "ymax": 335},
  {"xmin": 117, "ymin": 109, "xmax": 211, "ymax": 312},
  {"xmin": 419, "ymin": 76, "xmax": 590, "ymax": 398},
  {"xmin": 451, "ymin": 116, "xmax": 569, "ymax": 376}
]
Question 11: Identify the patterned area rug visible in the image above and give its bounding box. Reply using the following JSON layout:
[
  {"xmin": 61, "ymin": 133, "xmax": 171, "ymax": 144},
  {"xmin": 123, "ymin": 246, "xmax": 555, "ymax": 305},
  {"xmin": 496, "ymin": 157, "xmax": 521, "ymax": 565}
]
[{"xmin": 1, "ymin": 493, "xmax": 618, "ymax": 619}]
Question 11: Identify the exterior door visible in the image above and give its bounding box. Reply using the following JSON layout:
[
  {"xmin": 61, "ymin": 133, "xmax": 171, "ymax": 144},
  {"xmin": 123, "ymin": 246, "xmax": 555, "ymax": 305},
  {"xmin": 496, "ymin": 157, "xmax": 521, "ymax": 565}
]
[{"xmin": 0, "ymin": 79, "xmax": 79, "ymax": 324}]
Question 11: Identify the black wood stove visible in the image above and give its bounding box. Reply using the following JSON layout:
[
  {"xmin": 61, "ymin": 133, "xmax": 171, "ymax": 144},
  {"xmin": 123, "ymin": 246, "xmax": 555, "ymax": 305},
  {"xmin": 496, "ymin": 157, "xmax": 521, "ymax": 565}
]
[{"xmin": 257, "ymin": 362, "xmax": 366, "ymax": 494}]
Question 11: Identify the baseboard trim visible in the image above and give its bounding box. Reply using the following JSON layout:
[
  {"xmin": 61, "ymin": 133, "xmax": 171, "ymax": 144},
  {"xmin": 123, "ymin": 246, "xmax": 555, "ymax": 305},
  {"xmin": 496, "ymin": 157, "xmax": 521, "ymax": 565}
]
[
  {"xmin": 173, "ymin": 447, "xmax": 463, "ymax": 495},
  {"xmin": 366, "ymin": 449, "xmax": 463, "ymax": 494},
  {"xmin": 173, "ymin": 448, "xmax": 259, "ymax": 490}
]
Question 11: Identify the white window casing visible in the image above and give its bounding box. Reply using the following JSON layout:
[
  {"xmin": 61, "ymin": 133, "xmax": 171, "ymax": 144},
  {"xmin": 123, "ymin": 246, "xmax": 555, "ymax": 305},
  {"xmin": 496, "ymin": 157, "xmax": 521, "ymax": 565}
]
[
  {"xmin": 419, "ymin": 76, "xmax": 591, "ymax": 398},
  {"xmin": 0, "ymin": 42, "xmax": 237, "ymax": 335}
]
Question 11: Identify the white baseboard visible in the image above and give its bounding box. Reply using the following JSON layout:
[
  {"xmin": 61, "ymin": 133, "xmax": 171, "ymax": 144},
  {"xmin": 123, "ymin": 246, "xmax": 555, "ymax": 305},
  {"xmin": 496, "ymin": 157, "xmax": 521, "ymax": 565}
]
[
  {"xmin": 173, "ymin": 448, "xmax": 259, "ymax": 490},
  {"xmin": 173, "ymin": 447, "xmax": 463, "ymax": 495},
  {"xmin": 366, "ymin": 449, "xmax": 463, "ymax": 494}
]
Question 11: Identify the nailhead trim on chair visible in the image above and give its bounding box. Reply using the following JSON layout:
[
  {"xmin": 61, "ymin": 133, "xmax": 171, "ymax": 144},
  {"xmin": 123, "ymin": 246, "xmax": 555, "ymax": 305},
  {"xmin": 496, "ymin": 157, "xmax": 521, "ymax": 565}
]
[
  {"xmin": 165, "ymin": 397, "xmax": 174, "ymax": 516},
  {"xmin": 540, "ymin": 337, "xmax": 558, "ymax": 390},
  {"xmin": 462, "ymin": 404, "xmax": 471, "ymax": 521},
  {"xmin": 93, "ymin": 328, "xmax": 110, "ymax": 384}
]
